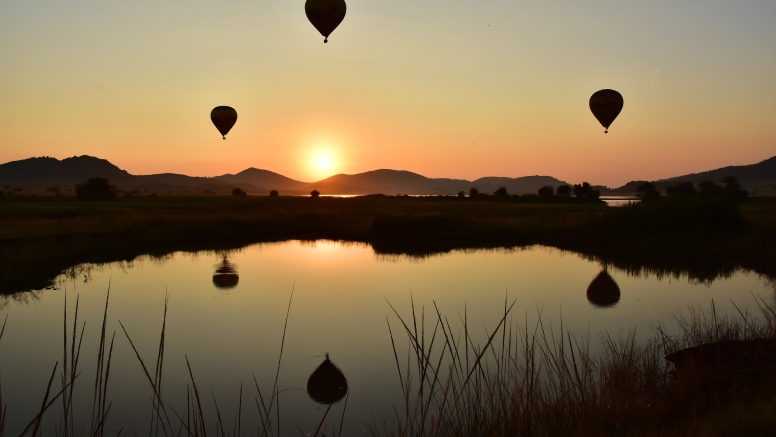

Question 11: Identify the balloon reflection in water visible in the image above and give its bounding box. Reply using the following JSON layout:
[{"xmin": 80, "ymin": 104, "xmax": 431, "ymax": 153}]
[
  {"xmin": 307, "ymin": 353, "xmax": 348, "ymax": 404},
  {"xmin": 212, "ymin": 257, "xmax": 239, "ymax": 290},
  {"xmin": 586, "ymin": 269, "xmax": 621, "ymax": 308}
]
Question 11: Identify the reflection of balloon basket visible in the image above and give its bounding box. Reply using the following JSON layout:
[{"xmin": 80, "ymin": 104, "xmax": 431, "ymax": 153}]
[
  {"xmin": 586, "ymin": 270, "xmax": 621, "ymax": 308},
  {"xmin": 212, "ymin": 273, "xmax": 239, "ymax": 289},
  {"xmin": 307, "ymin": 353, "xmax": 348, "ymax": 405},
  {"xmin": 213, "ymin": 259, "xmax": 239, "ymax": 289}
]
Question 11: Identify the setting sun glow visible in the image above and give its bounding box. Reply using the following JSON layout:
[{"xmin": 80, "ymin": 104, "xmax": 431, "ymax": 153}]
[{"xmin": 308, "ymin": 148, "xmax": 339, "ymax": 180}]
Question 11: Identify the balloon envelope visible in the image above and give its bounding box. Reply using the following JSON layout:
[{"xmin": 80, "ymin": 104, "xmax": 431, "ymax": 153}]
[
  {"xmin": 307, "ymin": 354, "xmax": 348, "ymax": 404},
  {"xmin": 210, "ymin": 106, "xmax": 238, "ymax": 139},
  {"xmin": 305, "ymin": 0, "xmax": 346, "ymax": 43},
  {"xmin": 589, "ymin": 89, "xmax": 623, "ymax": 133},
  {"xmin": 586, "ymin": 270, "xmax": 621, "ymax": 308}
]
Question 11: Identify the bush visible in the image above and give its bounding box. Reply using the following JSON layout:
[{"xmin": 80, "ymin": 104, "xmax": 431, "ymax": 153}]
[
  {"xmin": 270, "ymin": 190, "xmax": 279, "ymax": 197},
  {"xmin": 494, "ymin": 186, "xmax": 508, "ymax": 196},
  {"xmin": 457, "ymin": 191, "xmax": 465, "ymax": 198},
  {"xmin": 573, "ymin": 182, "xmax": 600, "ymax": 201},
  {"xmin": 231, "ymin": 188, "xmax": 246, "ymax": 196},
  {"xmin": 310, "ymin": 190, "xmax": 320, "ymax": 198},
  {"xmin": 75, "ymin": 178, "xmax": 118, "ymax": 201},
  {"xmin": 698, "ymin": 181, "xmax": 723, "ymax": 197},
  {"xmin": 722, "ymin": 176, "xmax": 748, "ymax": 200},
  {"xmin": 537, "ymin": 186, "xmax": 554, "ymax": 197},
  {"xmin": 666, "ymin": 181, "xmax": 697, "ymax": 197},
  {"xmin": 468, "ymin": 187, "xmax": 479, "ymax": 198},
  {"xmin": 636, "ymin": 182, "xmax": 661, "ymax": 201},
  {"xmin": 556, "ymin": 185, "xmax": 571, "ymax": 196}
]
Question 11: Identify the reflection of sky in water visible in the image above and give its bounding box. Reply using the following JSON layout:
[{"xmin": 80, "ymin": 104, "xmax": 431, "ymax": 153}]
[{"xmin": 0, "ymin": 241, "xmax": 771, "ymax": 435}]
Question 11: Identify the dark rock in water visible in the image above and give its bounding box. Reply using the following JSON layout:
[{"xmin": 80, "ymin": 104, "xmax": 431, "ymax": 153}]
[
  {"xmin": 212, "ymin": 258, "xmax": 239, "ymax": 289},
  {"xmin": 586, "ymin": 269, "xmax": 620, "ymax": 308},
  {"xmin": 665, "ymin": 339, "xmax": 776, "ymax": 391},
  {"xmin": 307, "ymin": 353, "xmax": 348, "ymax": 404}
]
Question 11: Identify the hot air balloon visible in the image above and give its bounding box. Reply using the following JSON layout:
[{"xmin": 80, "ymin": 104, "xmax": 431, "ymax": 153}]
[
  {"xmin": 307, "ymin": 353, "xmax": 348, "ymax": 404},
  {"xmin": 305, "ymin": 0, "xmax": 347, "ymax": 43},
  {"xmin": 586, "ymin": 269, "xmax": 620, "ymax": 308},
  {"xmin": 210, "ymin": 106, "xmax": 238, "ymax": 139},
  {"xmin": 589, "ymin": 89, "xmax": 623, "ymax": 133},
  {"xmin": 212, "ymin": 257, "xmax": 239, "ymax": 290}
]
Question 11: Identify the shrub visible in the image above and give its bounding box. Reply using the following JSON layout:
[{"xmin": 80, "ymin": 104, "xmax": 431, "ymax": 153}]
[
  {"xmin": 231, "ymin": 188, "xmax": 246, "ymax": 196},
  {"xmin": 556, "ymin": 185, "xmax": 571, "ymax": 196},
  {"xmin": 457, "ymin": 191, "xmax": 465, "ymax": 198},
  {"xmin": 573, "ymin": 182, "xmax": 600, "ymax": 201},
  {"xmin": 310, "ymin": 190, "xmax": 320, "ymax": 198},
  {"xmin": 722, "ymin": 176, "xmax": 748, "ymax": 200},
  {"xmin": 494, "ymin": 186, "xmax": 508, "ymax": 196},
  {"xmin": 665, "ymin": 181, "xmax": 696, "ymax": 197},
  {"xmin": 270, "ymin": 190, "xmax": 279, "ymax": 197},
  {"xmin": 75, "ymin": 178, "xmax": 118, "ymax": 201},
  {"xmin": 537, "ymin": 186, "xmax": 554, "ymax": 197},
  {"xmin": 698, "ymin": 181, "xmax": 723, "ymax": 197},
  {"xmin": 636, "ymin": 182, "xmax": 661, "ymax": 201},
  {"xmin": 468, "ymin": 187, "xmax": 480, "ymax": 197}
]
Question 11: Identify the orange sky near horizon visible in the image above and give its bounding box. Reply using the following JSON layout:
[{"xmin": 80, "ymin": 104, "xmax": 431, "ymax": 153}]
[{"xmin": 1, "ymin": 0, "xmax": 774, "ymax": 186}]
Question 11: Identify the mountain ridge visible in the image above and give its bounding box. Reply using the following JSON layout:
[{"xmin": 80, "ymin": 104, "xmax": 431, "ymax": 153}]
[{"xmin": 1, "ymin": 155, "xmax": 774, "ymax": 196}]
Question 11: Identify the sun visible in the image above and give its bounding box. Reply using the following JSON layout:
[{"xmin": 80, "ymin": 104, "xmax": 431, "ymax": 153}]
[{"xmin": 316, "ymin": 156, "xmax": 332, "ymax": 170}]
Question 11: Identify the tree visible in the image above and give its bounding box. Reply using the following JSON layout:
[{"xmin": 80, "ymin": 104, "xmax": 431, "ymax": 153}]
[
  {"xmin": 722, "ymin": 176, "xmax": 748, "ymax": 200},
  {"xmin": 635, "ymin": 182, "xmax": 661, "ymax": 201},
  {"xmin": 457, "ymin": 191, "xmax": 465, "ymax": 198},
  {"xmin": 494, "ymin": 186, "xmax": 508, "ymax": 196},
  {"xmin": 270, "ymin": 190, "xmax": 279, "ymax": 197},
  {"xmin": 537, "ymin": 186, "xmax": 554, "ymax": 197},
  {"xmin": 468, "ymin": 187, "xmax": 480, "ymax": 197},
  {"xmin": 556, "ymin": 185, "xmax": 571, "ymax": 196},
  {"xmin": 231, "ymin": 187, "xmax": 246, "ymax": 196},
  {"xmin": 698, "ymin": 181, "xmax": 723, "ymax": 197},
  {"xmin": 665, "ymin": 181, "xmax": 696, "ymax": 197},
  {"xmin": 310, "ymin": 190, "xmax": 320, "ymax": 198},
  {"xmin": 572, "ymin": 182, "xmax": 600, "ymax": 201},
  {"xmin": 75, "ymin": 177, "xmax": 117, "ymax": 201}
]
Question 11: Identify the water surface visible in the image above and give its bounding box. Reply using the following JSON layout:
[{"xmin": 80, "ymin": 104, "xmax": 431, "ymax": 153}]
[{"xmin": 0, "ymin": 241, "xmax": 771, "ymax": 435}]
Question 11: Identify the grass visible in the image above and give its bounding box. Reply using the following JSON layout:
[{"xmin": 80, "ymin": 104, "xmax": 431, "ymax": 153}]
[
  {"xmin": 1, "ymin": 291, "xmax": 775, "ymax": 436},
  {"xmin": 1, "ymin": 195, "xmax": 775, "ymax": 292},
  {"xmin": 379, "ymin": 295, "xmax": 776, "ymax": 437}
]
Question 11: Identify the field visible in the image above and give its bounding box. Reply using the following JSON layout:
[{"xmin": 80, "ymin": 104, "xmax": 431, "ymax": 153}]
[{"xmin": 1, "ymin": 194, "xmax": 775, "ymax": 293}]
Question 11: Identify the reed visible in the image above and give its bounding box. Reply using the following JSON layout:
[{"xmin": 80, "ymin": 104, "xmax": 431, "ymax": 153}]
[
  {"xmin": 1, "ymin": 290, "xmax": 774, "ymax": 436},
  {"xmin": 376, "ymin": 296, "xmax": 776, "ymax": 437}
]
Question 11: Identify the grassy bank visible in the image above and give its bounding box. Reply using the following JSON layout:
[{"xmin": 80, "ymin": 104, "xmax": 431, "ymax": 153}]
[
  {"xmin": 1, "ymin": 195, "xmax": 775, "ymax": 292},
  {"xmin": 2, "ymin": 292, "xmax": 775, "ymax": 436}
]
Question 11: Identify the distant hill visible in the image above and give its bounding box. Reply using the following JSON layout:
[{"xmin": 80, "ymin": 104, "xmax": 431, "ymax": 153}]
[
  {"xmin": 1, "ymin": 154, "xmax": 774, "ymax": 196},
  {"xmin": 607, "ymin": 156, "xmax": 776, "ymax": 195},
  {"xmin": 214, "ymin": 168, "xmax": 310, "ymax": 191}
]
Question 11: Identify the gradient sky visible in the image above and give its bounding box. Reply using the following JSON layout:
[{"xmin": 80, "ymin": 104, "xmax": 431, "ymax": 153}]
[{"xmin": 1, "ymin": 0, "xmax": 774, "ymax": 186}]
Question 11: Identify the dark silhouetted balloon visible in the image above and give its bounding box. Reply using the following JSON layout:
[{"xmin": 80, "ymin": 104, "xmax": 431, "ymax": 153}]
[
  {"xmin": 586, "ymin": 269, "xmax": 620, "ymax": 308},
  {"xmin": 212, "ymin": 258, "xmax": 239, "ymax": 290},
  {"xmin": 307, "ymin": 353, "xmax": 348, "ymax": 404},
  {"xmin": 589, "ymin": 89, "xmax": 623, "ymax": 133},
  {"xmin": 305, "ymin": 0, "xmax": 346, "ymax": 43},
  {"xmin": 210, "ymin": 106, "xmax": 238, "ymax": 139}
]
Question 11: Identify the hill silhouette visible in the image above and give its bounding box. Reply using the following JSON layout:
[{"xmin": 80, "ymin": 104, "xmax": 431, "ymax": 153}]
[
  {"xmin": 1, "ymin": 154, "xmax": 774, "ymax": 196},
  {"xmin": 606, "ymin": 156, "xmax": 776, "ymax": 195}
]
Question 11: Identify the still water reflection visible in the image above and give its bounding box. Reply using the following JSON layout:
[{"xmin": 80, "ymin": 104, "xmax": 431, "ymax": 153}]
[{"xmin": 0, "ymin": 241, "xmax": 772, "ymax": 435}]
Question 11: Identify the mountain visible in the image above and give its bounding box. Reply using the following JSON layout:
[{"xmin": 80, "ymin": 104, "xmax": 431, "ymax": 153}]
[
  {"xmin": 0, "ymin": 156, "xmax": 133, "ymax": 187},
  {"xmin": 470, "ymin": 176, "xmax": 571, "ymax": 195},
  {"xmin": 309, "ymin": 170, "xmax": 471, "ymax": 195},
  {"xmin": 214, "ymin": 168, "xmax": 310, "ymax": 191},
  {"xmin": 1, "ymin": 154, "xmax": 774, "ymax": 196},
  {"xmin": 607, "ymin": 156, "xmax": 776, "ymax": 195}
]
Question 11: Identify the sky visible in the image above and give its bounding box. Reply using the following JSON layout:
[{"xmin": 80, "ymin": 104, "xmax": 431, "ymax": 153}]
[{"xmin": 1, "ymin": 0, "xmax": 774, "ymax": 186}]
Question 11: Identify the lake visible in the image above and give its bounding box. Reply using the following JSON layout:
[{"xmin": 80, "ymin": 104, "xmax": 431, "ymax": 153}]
[{"xmin": 0, "ymin": 241, "xmax": 772, "ymax": 435}]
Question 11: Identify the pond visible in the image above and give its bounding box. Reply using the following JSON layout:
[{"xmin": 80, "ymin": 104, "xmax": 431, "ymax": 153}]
[{"xmin": 0, "ymin": 241, "xmax": 772, "ymax": 435}]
